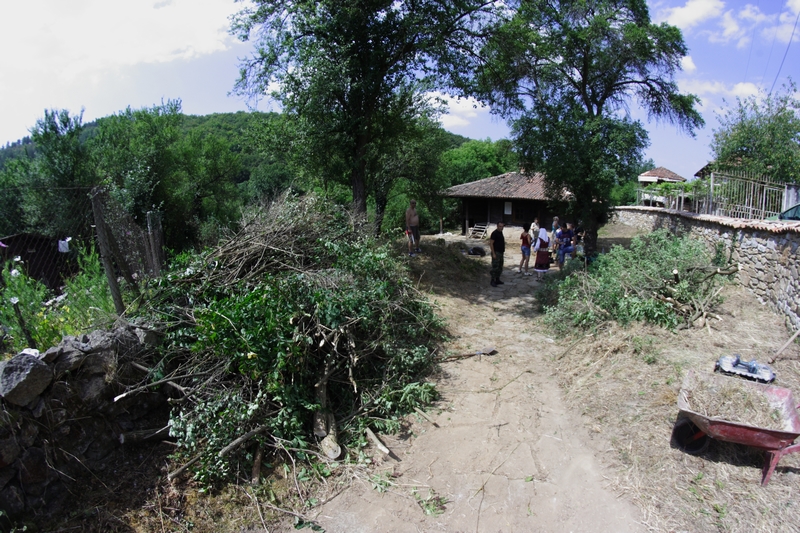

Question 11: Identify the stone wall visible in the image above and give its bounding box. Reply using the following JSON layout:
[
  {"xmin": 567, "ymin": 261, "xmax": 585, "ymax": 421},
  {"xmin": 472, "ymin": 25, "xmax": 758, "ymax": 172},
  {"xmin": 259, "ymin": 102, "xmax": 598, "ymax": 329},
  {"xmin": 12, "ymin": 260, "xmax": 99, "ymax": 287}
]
[
  {"xmin": 613, "ymin": 206, "xmax": 800, "ymax": 331},
  {"xmin": 0, "ymin": 326, "xmax": 168, "ymax": 522}
]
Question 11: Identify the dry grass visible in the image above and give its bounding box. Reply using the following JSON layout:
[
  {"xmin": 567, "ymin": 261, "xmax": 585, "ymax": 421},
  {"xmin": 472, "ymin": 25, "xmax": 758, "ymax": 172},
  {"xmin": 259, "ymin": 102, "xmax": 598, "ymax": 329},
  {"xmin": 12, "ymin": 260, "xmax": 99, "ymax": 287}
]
[
  {"xmin": 683, "ymin": 374, "xmax": 786, "ymax": 430},
  {"xmin": 552, "ymin": 284, "xmax": 800, "ymax": 533}
]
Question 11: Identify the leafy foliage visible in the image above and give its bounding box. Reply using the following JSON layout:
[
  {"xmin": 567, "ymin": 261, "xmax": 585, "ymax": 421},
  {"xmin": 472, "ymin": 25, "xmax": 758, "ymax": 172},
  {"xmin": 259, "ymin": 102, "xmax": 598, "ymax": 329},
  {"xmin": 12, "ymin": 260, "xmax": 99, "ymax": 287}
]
[
  {"xmin": 231, "ymin": 0, "xmax": 498, "ymax": 217},
  {"xmin": 0, "ymin": 246, "xmax": 115, "ymax": 355},
  {"xmin": 542, "ymin": 230, "xmax": 733, "ymax": 332},
  {"xmin": 711, "ymin": 81, "xmax": 800, "ymax": 183},
  {"xmin": 146, "ymin": 194, "xmax": 443, "ymax": 484},
  {"xmin": 475, "ymin": 0, "xmax": 703, "ymax": 253}
]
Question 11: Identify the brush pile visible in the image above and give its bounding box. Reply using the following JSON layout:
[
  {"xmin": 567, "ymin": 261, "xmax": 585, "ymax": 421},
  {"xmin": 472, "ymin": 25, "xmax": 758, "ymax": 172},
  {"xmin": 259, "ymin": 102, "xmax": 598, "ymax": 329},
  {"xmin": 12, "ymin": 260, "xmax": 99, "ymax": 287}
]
[
  {"xmin": 542, "ymin": 230, "xmax": 739, "ymax": 331},
  {"xmin": 128, "ymin": 194, "xmax": 441, "ymax": 485}
]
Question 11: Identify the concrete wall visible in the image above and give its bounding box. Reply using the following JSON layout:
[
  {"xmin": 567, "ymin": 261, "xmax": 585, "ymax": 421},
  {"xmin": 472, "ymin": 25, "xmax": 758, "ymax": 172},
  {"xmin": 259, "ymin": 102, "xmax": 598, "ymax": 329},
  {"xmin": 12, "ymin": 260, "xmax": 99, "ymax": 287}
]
[{"xmin": 613, "ymin": 206, "xmax": 800, "ymax": 331}]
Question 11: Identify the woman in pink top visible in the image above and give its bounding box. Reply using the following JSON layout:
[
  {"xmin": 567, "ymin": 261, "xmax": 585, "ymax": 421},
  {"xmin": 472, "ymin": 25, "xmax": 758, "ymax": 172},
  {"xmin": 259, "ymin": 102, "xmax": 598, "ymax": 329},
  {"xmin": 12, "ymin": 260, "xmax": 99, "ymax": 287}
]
[{"xmin": 518, "ymin": 222, "xmax": 533, "ymax": 275}]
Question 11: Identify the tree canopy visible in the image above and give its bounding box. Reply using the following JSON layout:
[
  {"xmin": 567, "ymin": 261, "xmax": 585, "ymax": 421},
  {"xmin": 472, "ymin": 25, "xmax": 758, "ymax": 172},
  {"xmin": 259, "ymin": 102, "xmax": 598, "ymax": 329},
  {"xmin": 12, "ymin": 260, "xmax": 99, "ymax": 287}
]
[
  {"xmin": 230, "ymin": 0, "xmax": 498, "ymax": 220},
  {"xmin": 711, "ymin": 82, "xmax": 800, "ymax": 183},
  {"xmin": 476, "ymin": 0, "xmax": 703, "ymax": 251}
]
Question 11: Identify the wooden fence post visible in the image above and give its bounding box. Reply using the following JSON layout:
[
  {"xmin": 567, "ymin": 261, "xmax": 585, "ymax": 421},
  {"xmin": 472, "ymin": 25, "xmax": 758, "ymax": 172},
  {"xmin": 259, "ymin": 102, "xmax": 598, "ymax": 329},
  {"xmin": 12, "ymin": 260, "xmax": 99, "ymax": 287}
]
[
  {"xmin": 146, "ymin": 211, "xmax": 163, "ymax": 277},
  {"xmin": 90, "ymin": 189, "xmax": 125, "ymax": 316}
]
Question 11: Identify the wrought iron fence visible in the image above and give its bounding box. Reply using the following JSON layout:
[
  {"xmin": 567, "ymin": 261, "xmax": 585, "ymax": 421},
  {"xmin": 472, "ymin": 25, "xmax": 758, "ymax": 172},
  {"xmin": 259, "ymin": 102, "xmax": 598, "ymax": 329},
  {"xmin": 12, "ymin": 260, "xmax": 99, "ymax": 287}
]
[{"xmin": 636, "ymin": 171, "xmax": 800, "ymax": 221}]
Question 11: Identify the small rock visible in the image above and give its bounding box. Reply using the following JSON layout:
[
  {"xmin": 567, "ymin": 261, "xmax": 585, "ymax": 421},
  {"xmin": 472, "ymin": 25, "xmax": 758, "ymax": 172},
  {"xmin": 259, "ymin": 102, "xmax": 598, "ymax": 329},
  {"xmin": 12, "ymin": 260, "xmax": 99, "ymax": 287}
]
[
  {"xmin": 0, "ymin": 483, "xmax": 25, "ymax": 517},
  {"xmin": 0, "ymin": 354, "xmax": 53, "ymax": 407},
  {"xmin": 0, "ymin": 438, "xmax": 20, "ymax": 468},
  {"xmin": 18, "ymin": 447, "xmax": 49, "ymax": 493}
]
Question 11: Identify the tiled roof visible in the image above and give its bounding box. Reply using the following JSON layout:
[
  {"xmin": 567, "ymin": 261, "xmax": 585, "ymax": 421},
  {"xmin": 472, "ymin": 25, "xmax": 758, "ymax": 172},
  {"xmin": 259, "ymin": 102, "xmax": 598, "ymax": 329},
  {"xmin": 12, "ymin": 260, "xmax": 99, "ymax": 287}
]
[
  {"xmin": 444, "ymin": 172, "xmax": 550, "ymax": 200},
  {"xmin": 638, "ymin": 167, "xmax": 686, "ymax": 182}
]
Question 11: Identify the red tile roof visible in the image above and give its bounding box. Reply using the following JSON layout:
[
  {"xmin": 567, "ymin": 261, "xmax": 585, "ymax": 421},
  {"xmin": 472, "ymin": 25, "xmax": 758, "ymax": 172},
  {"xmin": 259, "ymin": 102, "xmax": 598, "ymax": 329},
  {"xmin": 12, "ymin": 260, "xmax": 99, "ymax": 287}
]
[
  {"xmin": 638, "ymin": 167, "xmax": 686, "ymax": 182},
  {"xmin": 444, "ymin": 172, "xmax": 550, "ymax": 200}
]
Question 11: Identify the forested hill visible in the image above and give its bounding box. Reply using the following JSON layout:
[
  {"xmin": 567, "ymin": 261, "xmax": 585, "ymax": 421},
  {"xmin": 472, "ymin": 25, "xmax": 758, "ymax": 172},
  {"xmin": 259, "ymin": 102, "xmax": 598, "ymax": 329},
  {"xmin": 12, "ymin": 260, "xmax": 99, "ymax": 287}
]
[{"xmin": 0, "ymin": 111, "xmax": 472, "ymax": 173}]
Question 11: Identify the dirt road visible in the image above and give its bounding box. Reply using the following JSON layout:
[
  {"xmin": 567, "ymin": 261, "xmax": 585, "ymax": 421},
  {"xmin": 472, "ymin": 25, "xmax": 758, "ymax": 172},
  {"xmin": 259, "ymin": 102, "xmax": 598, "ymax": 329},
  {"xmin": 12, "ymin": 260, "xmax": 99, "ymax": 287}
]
[{"xmin": 314, "ymin": 248, "xmax": 645, "ymax": 533}]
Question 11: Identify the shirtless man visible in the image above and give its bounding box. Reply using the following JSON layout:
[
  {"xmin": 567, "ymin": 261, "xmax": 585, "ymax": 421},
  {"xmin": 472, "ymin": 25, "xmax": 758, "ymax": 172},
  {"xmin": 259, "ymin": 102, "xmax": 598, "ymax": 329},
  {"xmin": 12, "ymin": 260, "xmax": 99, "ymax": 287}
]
[{"xmin": 405, "ymin": 199, "xmax": 421, "ymax": 256}]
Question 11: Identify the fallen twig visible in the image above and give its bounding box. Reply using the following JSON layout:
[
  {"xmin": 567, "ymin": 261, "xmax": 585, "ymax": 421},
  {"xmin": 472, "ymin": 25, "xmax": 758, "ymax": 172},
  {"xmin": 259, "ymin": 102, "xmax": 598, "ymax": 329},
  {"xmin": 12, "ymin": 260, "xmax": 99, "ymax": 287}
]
[
  {"xmin": 365, "ymin": 427, "xmax": 390, "ymax": 455},
  {"xmin": 413, "ymin": 407, "xmax": 438, "ymax": 427},
  {"xmin": 769, "ymin": 328, "xmax": 800, "ymax": 364}
]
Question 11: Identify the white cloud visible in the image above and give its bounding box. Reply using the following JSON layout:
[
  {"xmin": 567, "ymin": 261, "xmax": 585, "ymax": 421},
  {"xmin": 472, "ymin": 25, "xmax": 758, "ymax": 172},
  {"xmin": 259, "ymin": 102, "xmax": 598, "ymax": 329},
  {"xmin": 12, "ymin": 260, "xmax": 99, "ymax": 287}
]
[
  {"xmin": 433, "ymin": 94, "xmax": 481, "ymax": 129},
  {"xmin": 714, "ymin": 11, "xmax": 744, "ymax": 42},
  {"xmin": 729, "ymin": 82, "xmax": 761, "ymax": 98},
  {"xmin": 681, "ymin": 56, "xmax": 697, "ymax": 73},
  {"xmin": 427, "ymin": 92, "xmax": 510, "ymax": 140},
  {"xmin": 0, "ymin": 0, "xmax": 250, "ymax": 143},
  {"xmin": 658, "ymin": 0, "xmax": 724, "ymax": 30},
  {"xmin": 0, "ymin": 0, "xmax": 241, "ymax": 83}
]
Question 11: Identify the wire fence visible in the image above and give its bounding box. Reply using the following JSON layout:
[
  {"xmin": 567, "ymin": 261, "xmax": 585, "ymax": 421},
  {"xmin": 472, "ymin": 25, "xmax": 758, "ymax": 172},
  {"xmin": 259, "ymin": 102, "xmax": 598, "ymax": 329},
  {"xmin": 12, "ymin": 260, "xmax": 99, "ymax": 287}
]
[
  {"xmin": 636, "ymin": 171, "xmax": 800, "ymax": 221},
  {"xmin": 1, "ymin": 186, "xmax": 164, "ymax": 349}
]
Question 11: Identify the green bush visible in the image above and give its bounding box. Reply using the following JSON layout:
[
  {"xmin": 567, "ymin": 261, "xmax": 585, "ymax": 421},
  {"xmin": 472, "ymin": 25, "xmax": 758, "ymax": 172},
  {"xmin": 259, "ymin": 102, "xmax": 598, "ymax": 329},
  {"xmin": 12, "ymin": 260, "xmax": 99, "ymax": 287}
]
[
  {"xmin": 0, "ymin": 246, "xmax": 115, "ymax": 356},
  {"xmin": 147, "ymin": 194, "xmax": 443, "ymax": 485},
  {"xmin": 542, "ymin": 230, "xmax": 729, "ymax": 333}
]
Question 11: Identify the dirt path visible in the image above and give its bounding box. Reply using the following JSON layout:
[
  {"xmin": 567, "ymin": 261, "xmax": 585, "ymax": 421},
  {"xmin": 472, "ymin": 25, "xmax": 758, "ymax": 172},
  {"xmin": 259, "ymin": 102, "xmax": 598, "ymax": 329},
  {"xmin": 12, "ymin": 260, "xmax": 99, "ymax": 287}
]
[{"xmin": 314, "ymin": 244, "xmax": 646, "ymax": 533}]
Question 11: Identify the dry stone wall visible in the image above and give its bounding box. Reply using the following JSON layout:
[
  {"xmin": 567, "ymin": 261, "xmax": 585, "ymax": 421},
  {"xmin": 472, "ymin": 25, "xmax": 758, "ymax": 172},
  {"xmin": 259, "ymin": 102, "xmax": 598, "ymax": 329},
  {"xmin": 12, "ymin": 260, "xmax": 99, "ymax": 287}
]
[
  {"xmin": 0, "ymin": 326, "xmax": 168, "ymax": 523},
  {"xmin": 613, "ymin": 206, "xmax": 800, "ymax": 331}
]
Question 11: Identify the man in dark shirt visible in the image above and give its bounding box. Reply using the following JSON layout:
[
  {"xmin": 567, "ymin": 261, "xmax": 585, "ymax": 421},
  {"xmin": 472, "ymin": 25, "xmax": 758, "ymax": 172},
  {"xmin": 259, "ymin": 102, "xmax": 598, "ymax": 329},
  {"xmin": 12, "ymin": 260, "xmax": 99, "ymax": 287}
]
[{"xmin": 489, "ymin": 222, "xmax": 505, "ymax": 287}]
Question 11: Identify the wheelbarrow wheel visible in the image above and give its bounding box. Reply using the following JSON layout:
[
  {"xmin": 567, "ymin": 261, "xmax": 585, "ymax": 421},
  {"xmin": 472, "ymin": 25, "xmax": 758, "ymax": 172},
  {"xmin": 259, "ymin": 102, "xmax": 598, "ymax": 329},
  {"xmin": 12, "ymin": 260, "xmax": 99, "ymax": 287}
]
[{"xmin": 672, "ymin": 417, "xmax": 710, "ymax": 455}]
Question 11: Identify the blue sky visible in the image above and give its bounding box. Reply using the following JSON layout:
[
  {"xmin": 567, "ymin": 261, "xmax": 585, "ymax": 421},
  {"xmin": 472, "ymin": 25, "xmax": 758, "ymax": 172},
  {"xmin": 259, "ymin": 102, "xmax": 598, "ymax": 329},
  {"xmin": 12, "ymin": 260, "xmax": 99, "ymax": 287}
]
[{"xmin": 0, "ymin": 0, "xmax": 798, "ymax": 182}]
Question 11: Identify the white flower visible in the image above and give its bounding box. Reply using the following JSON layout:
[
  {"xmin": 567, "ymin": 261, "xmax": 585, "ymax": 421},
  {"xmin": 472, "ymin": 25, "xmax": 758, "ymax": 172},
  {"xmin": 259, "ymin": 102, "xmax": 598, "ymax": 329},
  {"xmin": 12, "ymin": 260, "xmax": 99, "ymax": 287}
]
[{"xmin": 10, "ymin": 269, "xmax": 19, "ymax": 277}]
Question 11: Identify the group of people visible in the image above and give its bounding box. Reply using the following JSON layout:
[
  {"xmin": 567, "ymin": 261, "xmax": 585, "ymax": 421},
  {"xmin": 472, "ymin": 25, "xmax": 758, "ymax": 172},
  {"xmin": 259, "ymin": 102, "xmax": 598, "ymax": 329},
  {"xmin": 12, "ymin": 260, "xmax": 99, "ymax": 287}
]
[
  {"xmin": 404, "ymin": 198, "xmax": 581, "ymax": 289},
  {"xmin": 488, "ymin": 217, "xmax": 581, "ymax": 287}
]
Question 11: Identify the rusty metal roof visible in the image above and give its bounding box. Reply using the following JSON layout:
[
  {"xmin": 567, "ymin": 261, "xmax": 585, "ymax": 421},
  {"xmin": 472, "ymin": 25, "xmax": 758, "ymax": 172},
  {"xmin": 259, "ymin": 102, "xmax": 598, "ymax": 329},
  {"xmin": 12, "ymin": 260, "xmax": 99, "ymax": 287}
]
[
  {"xmin": 444, "ymin": 172, "xmax": 550, "ymax": 200},
  {"xmin": 638, "ymin": 167, "xmax": 686, "ymax": 182}
]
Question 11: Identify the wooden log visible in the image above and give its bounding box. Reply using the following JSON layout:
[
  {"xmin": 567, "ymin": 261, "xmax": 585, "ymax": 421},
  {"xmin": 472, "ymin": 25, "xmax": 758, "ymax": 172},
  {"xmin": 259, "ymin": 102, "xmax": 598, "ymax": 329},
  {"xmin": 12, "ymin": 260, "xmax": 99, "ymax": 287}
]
[
  {"xmin": 251, "ymin": 444, "xmax": 264, "ymax": 484},
  {"xmin": 365, "ymin": 427, "xmax": 390, "ymax": 455}
]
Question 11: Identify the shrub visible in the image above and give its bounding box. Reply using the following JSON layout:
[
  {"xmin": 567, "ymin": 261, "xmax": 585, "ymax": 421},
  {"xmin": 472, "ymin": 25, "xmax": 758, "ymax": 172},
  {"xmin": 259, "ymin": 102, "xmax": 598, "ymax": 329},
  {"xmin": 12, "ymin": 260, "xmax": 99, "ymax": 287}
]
[
  {"xmin": 543, "ymin": 230, "xmax": 733, "ymax": 333},
  {"xmin": 142, "ymin": 194, "xmax": 443, "ymax": 485},
  {"xmin": 0, "ymin": 246, "xmax": 115, "ymax": 356}
]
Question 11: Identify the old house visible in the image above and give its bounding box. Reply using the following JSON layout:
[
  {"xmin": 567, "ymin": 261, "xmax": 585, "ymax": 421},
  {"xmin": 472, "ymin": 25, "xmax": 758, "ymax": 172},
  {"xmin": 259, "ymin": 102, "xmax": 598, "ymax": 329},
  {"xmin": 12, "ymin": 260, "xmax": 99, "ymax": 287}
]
[{"xmin": 444, "ymin": 172, "xmax": 560, "ymax": 234}]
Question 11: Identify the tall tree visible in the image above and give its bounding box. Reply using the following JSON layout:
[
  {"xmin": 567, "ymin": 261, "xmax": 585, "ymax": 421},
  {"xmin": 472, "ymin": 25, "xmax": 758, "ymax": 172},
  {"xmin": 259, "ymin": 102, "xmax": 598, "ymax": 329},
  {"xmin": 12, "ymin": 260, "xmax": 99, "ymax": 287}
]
[
  {"xmin": 711, "ymin": 82, "xmax": 800, "ymax": 183},
  {"xmin": 22, "ymin": 109, "xmax": 98, "ymax": 238},
  {"xmin": 230, "ymin": 0, "xmax": 497, "ymax": 219},
  {"xmin": 475, "ymin": 0, "xmax": 703, "ymax": 252}
]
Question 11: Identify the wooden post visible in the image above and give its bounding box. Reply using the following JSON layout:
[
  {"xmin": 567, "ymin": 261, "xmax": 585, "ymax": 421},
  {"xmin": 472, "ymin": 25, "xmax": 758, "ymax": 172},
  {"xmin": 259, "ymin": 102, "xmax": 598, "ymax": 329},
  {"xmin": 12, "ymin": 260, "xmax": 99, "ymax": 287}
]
[
  {"xmin": 10, "ymin": 298, "xmax": 36, "ymax": 349},
  {"xmin": 147, "ymin": 211, "xmax": 163, "ymax": 277},
  {"xmin": 91, "ymin": 189, "xmax": 125, "ymax": 316},
  {"xmin": 709, "ymin": 173, "xmax": 715, "ymax": 215},
  {"xmin": 105, "ymin": 223, "xmax": 139, "ymax": 295}
]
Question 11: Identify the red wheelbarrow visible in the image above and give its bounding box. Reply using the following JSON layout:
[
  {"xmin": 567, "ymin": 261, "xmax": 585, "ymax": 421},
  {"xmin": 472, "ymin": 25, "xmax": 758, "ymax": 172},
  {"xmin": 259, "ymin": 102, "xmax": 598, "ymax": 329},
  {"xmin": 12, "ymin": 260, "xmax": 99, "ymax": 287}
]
[{"xmin": 676, "ymin": 370, "xmax": 800, "ymax": 485}]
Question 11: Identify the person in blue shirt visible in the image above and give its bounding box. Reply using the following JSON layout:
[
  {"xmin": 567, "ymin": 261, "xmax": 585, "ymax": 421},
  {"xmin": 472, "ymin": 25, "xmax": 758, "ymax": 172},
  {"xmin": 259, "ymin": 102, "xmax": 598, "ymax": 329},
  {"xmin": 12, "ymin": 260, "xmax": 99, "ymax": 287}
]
[{"xmin": 555, "ymin": 222, "xmax": 575, "ymax": 270}]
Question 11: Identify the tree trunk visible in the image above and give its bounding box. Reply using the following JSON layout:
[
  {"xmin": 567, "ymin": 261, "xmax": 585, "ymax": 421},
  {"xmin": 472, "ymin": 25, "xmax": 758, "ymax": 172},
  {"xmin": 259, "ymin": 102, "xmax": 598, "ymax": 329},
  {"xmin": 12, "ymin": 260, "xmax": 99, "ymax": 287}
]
[
  {"xmin": 374, "ymin": 189, "xmax": 388, "ymax": 237},
  {"xmin": 583, "ymin": 223, "xmax": 599, "ymax": 256},
  {"xmin": 352, "ymin": 135, "xmax": 369, "ymax": 221}
]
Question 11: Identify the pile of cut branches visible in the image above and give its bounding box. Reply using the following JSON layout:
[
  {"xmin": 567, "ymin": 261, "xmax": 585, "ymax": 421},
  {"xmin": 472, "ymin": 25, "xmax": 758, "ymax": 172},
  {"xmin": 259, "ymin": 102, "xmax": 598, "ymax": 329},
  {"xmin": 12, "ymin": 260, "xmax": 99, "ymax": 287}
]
[
  {"xmin": 128, "ymin": 193, "xmax": 442, "ymax": 486},
  {"xmin": 542, "ymin": 230, "xmax": 738, "ymax": 332}
]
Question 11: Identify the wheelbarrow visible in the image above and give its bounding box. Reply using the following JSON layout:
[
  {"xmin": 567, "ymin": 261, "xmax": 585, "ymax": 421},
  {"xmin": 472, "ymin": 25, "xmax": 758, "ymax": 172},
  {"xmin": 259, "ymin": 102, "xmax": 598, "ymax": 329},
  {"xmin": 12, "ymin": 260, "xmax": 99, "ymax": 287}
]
[{"xmin": 675, "ymin": 370, "xmax": 800, "ymax": 485}]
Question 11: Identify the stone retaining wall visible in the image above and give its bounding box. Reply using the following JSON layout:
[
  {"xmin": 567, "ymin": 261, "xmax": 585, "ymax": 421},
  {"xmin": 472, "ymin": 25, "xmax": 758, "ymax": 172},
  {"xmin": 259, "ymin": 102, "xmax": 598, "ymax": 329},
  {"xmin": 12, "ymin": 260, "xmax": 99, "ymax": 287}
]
[
  {"xmin": 0, "ymin": 326, "xmax": 167, "ymax": 523},
  {"xmin": 613, "ymin": 206, "xmax": 800, "ymax": 331}
]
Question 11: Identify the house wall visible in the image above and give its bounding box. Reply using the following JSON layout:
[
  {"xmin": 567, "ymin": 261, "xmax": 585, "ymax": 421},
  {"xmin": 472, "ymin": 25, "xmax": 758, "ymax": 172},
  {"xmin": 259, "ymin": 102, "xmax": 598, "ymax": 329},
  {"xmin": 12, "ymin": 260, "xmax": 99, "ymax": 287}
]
[
  {"xmin": 461, "ymin": 199, "xmax": 552, "ymax": 233},
  {"xmin": 612, "ymin": 206, "xmax": 800, "ymax": 331}
]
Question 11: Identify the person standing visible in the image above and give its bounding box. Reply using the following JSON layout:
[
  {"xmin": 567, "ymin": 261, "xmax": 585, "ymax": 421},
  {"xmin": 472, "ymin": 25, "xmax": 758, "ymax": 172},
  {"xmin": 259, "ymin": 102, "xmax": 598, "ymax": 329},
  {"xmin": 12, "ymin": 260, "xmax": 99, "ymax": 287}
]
[
  {"xmin": 532, "ymin": 227, "xmax": 551, "ymax": 281},
  {"xmin": 489, "ymin": 222, "xmax": 505, "ymax": 287},
  {"xmin": 405, "ymin": 199, "xmax": 421, "ymax": 257},
  {"xmin": 518, "ymin": 222, "xmax": 533, "ymax": 275}
]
